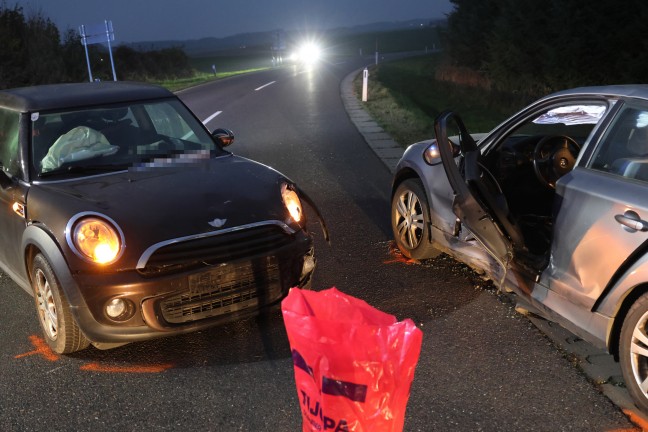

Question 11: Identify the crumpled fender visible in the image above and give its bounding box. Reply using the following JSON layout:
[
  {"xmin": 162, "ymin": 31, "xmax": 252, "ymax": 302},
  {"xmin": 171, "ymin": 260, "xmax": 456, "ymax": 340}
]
[{"xmin": 296, "ymin": 186, "xmax": 330, "ymax": 244}]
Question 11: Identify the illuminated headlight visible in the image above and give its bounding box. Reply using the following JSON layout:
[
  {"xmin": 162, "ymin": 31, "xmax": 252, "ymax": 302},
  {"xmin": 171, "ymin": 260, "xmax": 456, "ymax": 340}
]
[
  {"xmin": 281, "ymin": 183, "xmax": 303, "ymax": 224},
  {"xmin": 423, "ymin": 140, "xmax": 441, "ymax": 165},
  {"xmin": 67, "ymin": 213, "xmax": 124, "ymax": 265},
  {"xmin": 297, "ymin": 42, "xmax": 321, "ymax": 64}
]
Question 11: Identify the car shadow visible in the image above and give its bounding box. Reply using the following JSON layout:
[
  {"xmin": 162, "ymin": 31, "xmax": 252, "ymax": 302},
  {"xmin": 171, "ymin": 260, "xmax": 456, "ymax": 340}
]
[
  {"xmin": 68, "ymin": 306, "xmax": 292, "ymax": 368},
  {"xmin": 66, "ymin": 244, "xmax": 488, "ymax": 369}
]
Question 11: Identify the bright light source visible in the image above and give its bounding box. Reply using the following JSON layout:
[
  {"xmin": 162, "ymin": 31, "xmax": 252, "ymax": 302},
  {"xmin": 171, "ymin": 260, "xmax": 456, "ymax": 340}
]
[
  {"xmin": 297, "ymin": 42, "xmax": 321, "ymax": 64},
  {"xmin": 73, "ymin": 217, "xmax": 121, "ymax": 264},
  {"xmin": 281, "ymin": 184, "xmax": 303, "ymax": 223}
]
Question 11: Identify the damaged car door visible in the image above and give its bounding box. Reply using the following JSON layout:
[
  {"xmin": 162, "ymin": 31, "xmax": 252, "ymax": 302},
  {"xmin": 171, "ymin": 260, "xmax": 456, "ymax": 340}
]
[{"xmin": 434, "ymin": 112, "xmax": 525, "ymax": 284}]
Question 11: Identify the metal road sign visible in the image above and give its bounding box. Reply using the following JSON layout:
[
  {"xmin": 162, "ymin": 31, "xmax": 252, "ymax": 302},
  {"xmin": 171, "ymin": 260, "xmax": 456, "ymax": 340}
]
[
  {"xmin": 79, "ymin": 21, "xmax": 115, "ymax": 46},
  {"xmin": 78, "ymin": 20, "xmax": 117, "ymax": 82}
]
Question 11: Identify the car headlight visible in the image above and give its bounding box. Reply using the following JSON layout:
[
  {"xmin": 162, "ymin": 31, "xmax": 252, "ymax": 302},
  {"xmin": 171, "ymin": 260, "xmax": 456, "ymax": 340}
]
[
  {"xmin": 297, "ymin": 42, "xmax": 321, "ymax": 64},
  {"xmin": 66, "ymin": 213, "xmax": 124, "ymax": 265},
  {"xmin": 281, "ymin": 183, "xmax": 303, "ymax": 224},
  {"xmin": 423, "ymin": 138, "xmax": 461, "ymax": 165},
  {"xmin": 423, "ymin": 140, "xmax": 441, "ymax": 165}
]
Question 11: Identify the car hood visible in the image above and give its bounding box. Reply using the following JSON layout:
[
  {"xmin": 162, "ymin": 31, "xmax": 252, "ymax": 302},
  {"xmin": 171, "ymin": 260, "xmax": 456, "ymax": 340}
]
[{"xmin": 27, "ymin": 155, "xmax": 295, "ymax": 268}]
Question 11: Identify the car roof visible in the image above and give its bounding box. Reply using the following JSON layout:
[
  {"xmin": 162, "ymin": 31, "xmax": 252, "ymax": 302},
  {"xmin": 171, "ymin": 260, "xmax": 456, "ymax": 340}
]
[
  {"xmin": 548, "ymin": 84, "xmax": 648, "ymax": 101},
  {"xmin": 0, "ymin": 81, "xmax": 174, "ymax": 112}
]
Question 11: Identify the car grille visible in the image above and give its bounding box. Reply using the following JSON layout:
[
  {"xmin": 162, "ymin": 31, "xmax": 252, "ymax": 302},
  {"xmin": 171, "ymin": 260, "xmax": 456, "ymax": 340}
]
[
  {"xmin": 160, "ymin": 256, "xmax": 282, "ymax": 324},
  {"xmin": 139, "ymin": 224, "xmax": 293, "ymax": 276}
]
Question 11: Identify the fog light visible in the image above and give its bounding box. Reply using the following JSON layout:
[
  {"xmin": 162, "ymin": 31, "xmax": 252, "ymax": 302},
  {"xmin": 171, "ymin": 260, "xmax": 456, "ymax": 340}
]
[
  {"xmin": 105, "ymin": 298, "xmax": 134, "ymax": 321},
  {"xmin": 106, "ymin": 298, "xmax": 125, "ymax": 317}
]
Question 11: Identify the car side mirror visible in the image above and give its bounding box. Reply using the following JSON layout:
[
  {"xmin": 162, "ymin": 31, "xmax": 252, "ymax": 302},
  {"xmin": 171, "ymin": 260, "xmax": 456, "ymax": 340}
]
[{"xmin": 212, "ymin": 128, "xmax": 235, "ymax": 147}]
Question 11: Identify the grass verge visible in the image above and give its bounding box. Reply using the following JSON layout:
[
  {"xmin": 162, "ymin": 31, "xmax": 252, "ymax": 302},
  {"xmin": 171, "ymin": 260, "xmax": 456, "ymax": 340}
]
[
  {"xmin": 153, "ymin": 68, "xmax": 271, "ymax": 92},
  {"xmin": 353, "ymin": 54, "xmax": 525, "ymax": 146}
]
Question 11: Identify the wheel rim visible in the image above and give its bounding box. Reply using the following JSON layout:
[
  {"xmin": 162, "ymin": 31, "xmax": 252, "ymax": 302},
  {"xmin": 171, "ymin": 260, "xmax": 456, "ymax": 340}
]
[
  {"xmin": 34, "ymin": 268, "xmax": 58, "ymax": 341},
  {"xmin": 630, "ymin": 310, "xmax": 648, "ymax": 397},
  {"xmin": 395, "ymin": 189, "xmax": 424, "ymax": 250}
]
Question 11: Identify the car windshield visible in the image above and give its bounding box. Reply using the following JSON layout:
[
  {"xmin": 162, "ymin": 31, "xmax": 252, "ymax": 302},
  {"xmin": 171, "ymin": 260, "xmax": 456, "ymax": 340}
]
[{"xmin": 31, "ymin": 98, "xmax": 226, "ymax": 178}]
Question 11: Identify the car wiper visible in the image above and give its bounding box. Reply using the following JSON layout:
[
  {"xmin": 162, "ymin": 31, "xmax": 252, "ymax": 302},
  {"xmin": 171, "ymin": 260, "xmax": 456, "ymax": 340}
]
[{"xmin": 38, "ymin": 164, "xmax": 129, "ymax": 178}]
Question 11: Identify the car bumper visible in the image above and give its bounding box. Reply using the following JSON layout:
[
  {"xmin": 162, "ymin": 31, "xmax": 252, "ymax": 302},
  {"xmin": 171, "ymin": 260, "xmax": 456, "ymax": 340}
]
[{"xmin": 67, "ymin": 231, "xmax": 314, "ymax": 344}]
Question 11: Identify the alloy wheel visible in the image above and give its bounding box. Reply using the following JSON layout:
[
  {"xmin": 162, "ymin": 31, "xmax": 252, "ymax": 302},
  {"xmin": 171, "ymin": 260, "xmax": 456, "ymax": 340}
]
[
  {"xmin": 395, "ymin": 190, "xmax": 424, "ymax": 250},
  {"xmin": 35, "ymin": 268, "xmax": 58, "ymax": 341}
]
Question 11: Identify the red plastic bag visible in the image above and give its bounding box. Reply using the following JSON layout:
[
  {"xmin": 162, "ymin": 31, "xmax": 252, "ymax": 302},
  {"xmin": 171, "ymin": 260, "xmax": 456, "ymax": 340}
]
[{"xmin": 282, "ymin": 287, "xmax": 423, "ymax": 432}]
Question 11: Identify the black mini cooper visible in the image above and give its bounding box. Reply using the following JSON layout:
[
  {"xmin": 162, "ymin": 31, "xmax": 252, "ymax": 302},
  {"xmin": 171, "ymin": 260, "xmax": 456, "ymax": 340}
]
[{"xmin": 0, "ymin": 81, "xmax": 318, "ymax": 354}]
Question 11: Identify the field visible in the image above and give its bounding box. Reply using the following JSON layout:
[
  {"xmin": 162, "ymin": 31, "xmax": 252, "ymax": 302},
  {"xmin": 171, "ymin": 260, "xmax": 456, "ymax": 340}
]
[{"xmin": 353, "ymin": 54, "xmax": 526, "ymax": 146}]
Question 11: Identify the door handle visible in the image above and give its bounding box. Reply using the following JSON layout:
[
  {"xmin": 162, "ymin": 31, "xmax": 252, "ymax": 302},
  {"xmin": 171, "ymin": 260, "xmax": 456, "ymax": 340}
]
[{"xmin": 615, "ymin": 210, "xmax": 648, "ymax": 232}]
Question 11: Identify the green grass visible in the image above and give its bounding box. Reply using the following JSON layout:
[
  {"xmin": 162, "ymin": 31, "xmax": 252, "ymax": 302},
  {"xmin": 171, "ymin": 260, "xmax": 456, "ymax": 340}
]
[
  {"xmin": 153, "ymin": 68, "xmax": 270, "ymax": 92},
  {"xmin": 354, "ymin": 54, "xmax": 525, "ymax": 146},
  {"xmin": 189, "ymin": 52, "xmax": 275, "ymax": 73},
  {"xmin": 150, "ymin": 50, "xmax": 277, "ymax": 91}
]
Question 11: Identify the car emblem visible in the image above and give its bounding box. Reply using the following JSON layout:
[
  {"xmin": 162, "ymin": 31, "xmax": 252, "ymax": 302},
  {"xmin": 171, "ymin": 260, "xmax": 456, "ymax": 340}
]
[
  {"xmin": 208, "ymin": 218, "xmax": 227, "ymax": 228},
  {"xmin": 559, "ymin": 158, "xmax": 568, "ymax": 168}
]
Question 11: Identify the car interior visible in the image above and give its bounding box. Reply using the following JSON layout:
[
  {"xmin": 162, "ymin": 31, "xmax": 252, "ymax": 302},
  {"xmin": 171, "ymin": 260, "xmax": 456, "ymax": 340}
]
[
  {"xmin": 31, "ymin": 101, "xmax": 220, "ymax": 176},
  {"xmin": 475, "ymin": 104, "xmax": 606, "ymax": 265},
  {"xmin": 590, "ymin": 107, "xmax": 648, "ymax": 182}
]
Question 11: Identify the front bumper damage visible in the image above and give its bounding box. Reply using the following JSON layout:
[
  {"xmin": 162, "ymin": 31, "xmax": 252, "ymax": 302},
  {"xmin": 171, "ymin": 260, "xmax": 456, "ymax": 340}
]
[{"xmin": 67, "ymin": 229, "xmax": 314, "ymax": 345}]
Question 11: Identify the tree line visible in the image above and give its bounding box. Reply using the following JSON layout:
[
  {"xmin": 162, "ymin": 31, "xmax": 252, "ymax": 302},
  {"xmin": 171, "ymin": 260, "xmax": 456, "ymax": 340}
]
[
  {"xmin": 440, "ymin": 0, "xmax": 648, "ymax": 99},
  {"xmin": 0, "ymin": 3, "xmax": 193, "ymax": 90}
]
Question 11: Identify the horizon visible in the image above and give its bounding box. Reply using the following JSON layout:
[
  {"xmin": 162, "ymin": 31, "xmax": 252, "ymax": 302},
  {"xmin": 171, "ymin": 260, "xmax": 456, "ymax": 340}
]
[{"xmin": 12, "ymin": 0, "xmax": 453, "ymax": 43}]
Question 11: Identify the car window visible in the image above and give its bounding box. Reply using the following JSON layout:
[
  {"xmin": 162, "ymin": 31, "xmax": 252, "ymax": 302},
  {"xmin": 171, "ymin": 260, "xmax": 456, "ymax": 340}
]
[
  {"xmin": 511, "ymin": 104, "xmax": 606, "ymax": 141},
  {"xmin": 31, "ymin": 98, "xmax": 224, "ymax": 177},
  {"xmin": 589, "ymin": 105, "xmax": 648, "ymax": 183},
  {"xmin": 0, "ymin": 108, "xmax": 22, "ymax": 178},
  {"xmin": 143, "ymin": 101, "xmax": 199, "ymax": 143},
  {"xmin": 489, "ymin": 103, "xmax": 607, "ymax": 166}
]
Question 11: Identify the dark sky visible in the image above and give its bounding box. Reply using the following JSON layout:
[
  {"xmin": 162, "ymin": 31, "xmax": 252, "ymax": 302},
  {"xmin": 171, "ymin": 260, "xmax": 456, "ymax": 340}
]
[{"xmin": 15, "ymin": 0, "xmax": 453, "ymax": 42}]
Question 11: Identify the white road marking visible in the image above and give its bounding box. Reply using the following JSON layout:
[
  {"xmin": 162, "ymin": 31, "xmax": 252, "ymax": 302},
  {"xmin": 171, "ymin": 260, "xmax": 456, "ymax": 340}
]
[
  {"xmin": 202, "ymin": 111, "xmax": 222, "ymax": 125},
  {"xmin": 255, "ymin": 81, "xmax": 276, "ymax": 91}
]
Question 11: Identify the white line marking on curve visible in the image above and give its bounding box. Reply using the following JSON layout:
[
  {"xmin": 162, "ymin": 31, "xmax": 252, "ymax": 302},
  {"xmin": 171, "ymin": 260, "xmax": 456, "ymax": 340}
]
[
  {"xmin": 255, "ymin": 81, "xmax": 276, "ymax": 91},
  {"xmin": 202, "ymin": 111, "xmax": 222, "ymax": 125}
]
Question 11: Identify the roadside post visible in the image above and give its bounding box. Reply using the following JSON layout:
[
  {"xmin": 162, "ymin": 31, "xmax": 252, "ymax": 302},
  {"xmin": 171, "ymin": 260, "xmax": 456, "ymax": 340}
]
[
  {"xmin": 375, "ymin": 39, "xmax": 379, "ymax": 65},
  {"xmin": 362, "ymin": 68, "xmax": 369, "ymax": 102}
]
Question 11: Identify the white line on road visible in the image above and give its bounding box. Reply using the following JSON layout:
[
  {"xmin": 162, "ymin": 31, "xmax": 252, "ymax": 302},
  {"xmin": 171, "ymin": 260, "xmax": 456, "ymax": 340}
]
[
  {"xmin": 255, "ymin": 81, "xmax": 276, "ymax": 91},
  {"xmin": 202, "ymin": 111, "xmax": 222, "ymax": 125}
]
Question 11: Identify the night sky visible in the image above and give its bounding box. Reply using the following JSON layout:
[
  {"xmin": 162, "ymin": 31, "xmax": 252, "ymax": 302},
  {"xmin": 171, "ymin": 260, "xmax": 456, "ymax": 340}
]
[{"xmin": 13, "ymin": 0, "xmax": 453, "ymax": 42}]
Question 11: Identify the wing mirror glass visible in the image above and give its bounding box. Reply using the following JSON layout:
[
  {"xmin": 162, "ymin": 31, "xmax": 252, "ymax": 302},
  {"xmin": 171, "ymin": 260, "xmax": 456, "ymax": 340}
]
[{"xmin": 212, "ymin": 128, "xmax": 235, "ymax": 147}]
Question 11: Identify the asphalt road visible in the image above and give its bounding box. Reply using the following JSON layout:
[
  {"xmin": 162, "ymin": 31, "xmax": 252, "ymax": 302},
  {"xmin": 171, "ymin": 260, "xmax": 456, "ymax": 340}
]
[{"xmin": 0, "ymin": 56, "xmax": 638, "ymax": 431}]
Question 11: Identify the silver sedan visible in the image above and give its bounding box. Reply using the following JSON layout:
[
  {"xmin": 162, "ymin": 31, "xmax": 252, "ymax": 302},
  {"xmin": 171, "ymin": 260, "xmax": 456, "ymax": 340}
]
[{"xmin": 391, "ymin": 85, "xmax": 648, "ymax": 412}]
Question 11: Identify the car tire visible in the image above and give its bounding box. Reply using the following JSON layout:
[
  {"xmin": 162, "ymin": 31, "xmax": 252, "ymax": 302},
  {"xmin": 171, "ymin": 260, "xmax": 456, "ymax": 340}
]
[
  {"xmin": 391, "ymin": 178, "xmax": 440, "ymax": 260},
  {"xmin": 620, "ymin": 292, "xmax": 648, "ymax": 413},
  {"xmin": 31, "ymin": 253, "xmax": 90, "ymax": 354}
]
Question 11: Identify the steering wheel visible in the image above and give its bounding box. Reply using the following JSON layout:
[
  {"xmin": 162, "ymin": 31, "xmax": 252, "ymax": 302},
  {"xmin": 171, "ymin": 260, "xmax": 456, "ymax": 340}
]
[{"xmin": 532, "ymin": 135, "xmax": 581, "ymax": 188}]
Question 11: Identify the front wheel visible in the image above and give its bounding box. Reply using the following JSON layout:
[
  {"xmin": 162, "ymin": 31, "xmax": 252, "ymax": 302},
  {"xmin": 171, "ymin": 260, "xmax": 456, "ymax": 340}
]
[
  {"xmin": 391, "ymin": 179, "xmax": 440, "ymax": 260},
  {"xmin": 619, "ymin": 292, "xmax": 648, "ymax": 413},
  {"xmin": 31, "ymin": 253, "xmax": 90, "ymax": 354}
]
